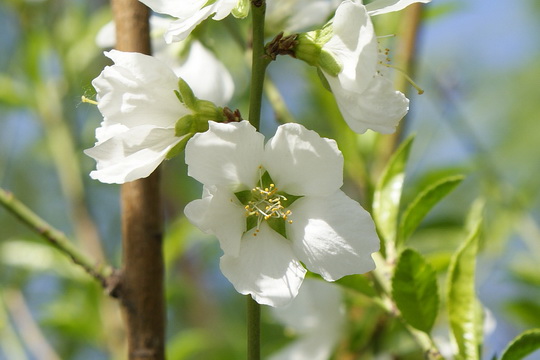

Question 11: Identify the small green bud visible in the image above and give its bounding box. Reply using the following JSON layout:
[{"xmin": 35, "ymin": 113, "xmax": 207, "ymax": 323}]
[
  {"xmin": 175, "ymin": 114, "xmax": 196, "ymax": 137},
  {"xmin": 294, "ymin": 32, "xmax": 322, "ymax": 67},
  {"xmin": 232, "ymin": 0, "xmax": 249, "ymax": 18},
  {"xmin": 293, "ymin": 24, "xmax": 341, "ymax": 76}
]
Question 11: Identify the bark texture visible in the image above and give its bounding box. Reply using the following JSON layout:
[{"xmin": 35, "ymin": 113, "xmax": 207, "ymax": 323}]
[{"xmin": 111, "ymin": 1, "xmax": 166, "ymax": 359}]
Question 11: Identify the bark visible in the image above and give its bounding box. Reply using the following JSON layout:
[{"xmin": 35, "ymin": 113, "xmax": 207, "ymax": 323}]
[{"xmin": 110, "ymin": 1, "xmax": 166, "ymax": 359}]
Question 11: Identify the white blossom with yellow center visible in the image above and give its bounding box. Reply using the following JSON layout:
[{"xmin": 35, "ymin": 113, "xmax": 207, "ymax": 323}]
[{"xmin": 184, "ymin": 121, "xmax": 379, "ymax": 306}]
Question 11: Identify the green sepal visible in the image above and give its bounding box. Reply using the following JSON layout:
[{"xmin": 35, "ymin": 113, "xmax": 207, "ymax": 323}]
[
  {"xmin": 279, "ymin": 193, "xmax": 302, "ymax": 208},
  {"xmin": 235, "ymin": 189, "xmax": 253, "ymax": 206},
  {"xmin": 231, "ymin": 0, "xmax": 249, "ymax": 18},
  {"xmin": 267, "ymin": 217, "xmax": 287, "ymax": 239},
  {"xmin": 175, "ymin": 114, "xmax": 196, "ymax": 137},
  {"xmin": 317, "ymin": 67, "xmax": 332, "ymax": 92},
  {"xmin": 260, "ymin": 171, "xmax": 274, "ymax": 188},
  {"xmin": 177, "ymin": 78, "xmax": 196, "ymax": 109},
  {"xmin": 165, "ymin": 133, "xmax": 194, "ymax": 160},
  {"xmin": 246, "ymin": 216, "xmax": 257, "ymax": 233},
  {"xmin": 319, "ymin": 49, "xmax": 342, "ymax": 77}
]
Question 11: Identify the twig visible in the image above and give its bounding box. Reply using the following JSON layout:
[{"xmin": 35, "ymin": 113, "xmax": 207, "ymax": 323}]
[{"xmin": 0, "ymin": 188, "xmax": 114, "ymax": 287}]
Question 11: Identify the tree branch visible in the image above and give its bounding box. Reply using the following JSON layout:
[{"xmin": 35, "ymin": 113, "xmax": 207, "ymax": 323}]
[
  {"xmin": 0, "ymin": 188, "xmax": 114, "ymax": 287},
  {"xmin": 110, "ymin": 1, "xmax": 166, "ymax": 359}
]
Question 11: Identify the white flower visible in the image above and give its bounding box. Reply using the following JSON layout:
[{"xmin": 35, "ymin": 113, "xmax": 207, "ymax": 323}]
[
  {"xmin": 139, "ymin": 0, "xmax": 244, "ymax": 43},
  {"xmin": 95, "ymin": 16, "xmax": 234, "ymax": 106},
  {"xmin": 296, "ymin": 0, "xmax": 429, "ymax": 134},
  {"xmin": 270, "ymin": 278, "xmax": 345, "ymax": 360},
  {"xmin": 266, "ymin": 0, "xmax": 341, "ymax": 33},
  {"xmin": 184, "ymin": 121, "xmax": 379, "ymax": 306},
  {"xmin": 84, "ymin": 50, "xmax": 216, "ymax": 184}
]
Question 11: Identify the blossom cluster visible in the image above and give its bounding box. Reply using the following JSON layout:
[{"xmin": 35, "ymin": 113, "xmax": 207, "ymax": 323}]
[{"xmin": 85, "ymin": 0, "xmax": 429, "ymax": 308}]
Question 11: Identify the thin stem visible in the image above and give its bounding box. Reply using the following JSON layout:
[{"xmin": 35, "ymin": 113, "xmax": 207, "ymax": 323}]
[
  {"xmin": 246, "ymin": 1, "xmax": 267, "ymax": 359},
  {"xmin": 0, "ymin": 188, "xmax": 114, "ymax": 286},
  {"xmin": 248, "ymin": 0, "xmax": 271, "ymax": 130},
  {"xmin": 247, "ymin": 296, "xmax": 261, "ymax": 360}
]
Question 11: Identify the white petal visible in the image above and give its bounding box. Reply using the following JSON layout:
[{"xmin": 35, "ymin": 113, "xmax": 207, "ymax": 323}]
[
  {"xmin": 366, "ymin": 0, "xmax": 431, "ymax": 16},
  {"xmin": 220, "ymin": 223, "xmax": 307, "ymax": 307},
  {"xmin": 323, "ymin": 1, "xmax": 378, "ymax": 94},
  {"xmin": 174, "ymin": 41, "xmax": 234, "ymax": 105},
  {"xmin": 269, "ymin": 332, "xmax": 336, "ymax": 360},
  {"xmin": 92, "ymin": 50, "xmax": 188, "ymax": 138},
  {"xmin": 263, "ymin": 123, "xmax": 343, "ymax": 197},
  {"xmin": 185, "ymin": 121, "xmax": 264, "ymax": 190},
  {"xmin": 266, "ymin": 0, "xmax": 340, "ymax": 33},
  {"xmin": 272, "ymin": 278, "xmax": 344, "ymax": 333},
  {"xmin": 139, "ymin": 0, "xmax": 208, "ymax": 19},
  {"xmin": 163, "ymin": 5, "xmax": 216, "ymax": 43},
  {"xmin": 289, "ymin": 190, "xmax": 379, "ymax": 281},
  {"xmin": 330, "ymin": 72, "xmax": 409, "ymax": 134},
  {"xmin": 84, "ymin": 126, "xmax": 180, "ymax": 184},
  {"xmin": 184, "ymin": 185, "xmax": 246, "ymax": 256},
  {"xmin": 150, "ymin": 0, "xmax": 238, "ymax": 43}
]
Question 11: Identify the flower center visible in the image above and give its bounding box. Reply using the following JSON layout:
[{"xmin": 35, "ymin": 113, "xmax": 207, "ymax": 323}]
[
  {"xmin": 244, "ymin": 183, "xmax": 293, "ymax": 236},
  {"xmin": 235, "ymin": 167, "xmax": 301, "ymax": 238}
]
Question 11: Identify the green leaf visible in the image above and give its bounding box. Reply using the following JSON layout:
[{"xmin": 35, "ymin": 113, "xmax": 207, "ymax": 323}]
[
  {"xmin": 399, "ymin": 175, "xmax": 464, "ymax": 244},
  {"xmin": 500, "ymin": 329, "xmax": 540, "ymax": 360},
  {"xmin": 373, "ymin": 136, "xmax": 414, "ymax": 252},
  {"xmin": 392, "ymin": 248, "xmax": 439, "ymax": 333},
  {"xmin": 336, "ymin": 274, "xmax": 376, "ymax": 297},
  {"xmin": 447, "ymin": 204, "xmax": 483, "ymax": 360}
]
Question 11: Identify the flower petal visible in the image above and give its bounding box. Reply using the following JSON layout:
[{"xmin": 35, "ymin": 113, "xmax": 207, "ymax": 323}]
[
  {"xmin": 174, "ymin": 41, "xmax": 234, "ymax": 106},
  {"xmin": 266, "ymin": 0, "xmax": 340, "ymax": 33},
  {"xmin": 366, "ymin": 0, "xmax": 431, "ymax": 16},
  {"xmin": 84, "ymin": 126, "xmax": 181, "ymax": 184},
  {"xmin": 323, "ymin": 0, "xmax": 378, "ymax": 94},
  {"xmin": 220, "ymin": 223, "xmax": 307, "ymax": 307},
  {"xmin": 289, "ymin": 190, "xmax": 379, "ymax": 281},
  {"xmin": 184, "ymin": 185, "xmax": 245, "ymax": 256},
  {"xmin": 139, "ymin": 0, "xmax": 207, "ymax": 19},
  {"xmin": 330, "ymin": 72, "xmax": 409, "ymax": 134},
  {"xmin": 263, "ymin": 123, "xmax": 343, "ymax": 197},
  {"xmin": 185, "ymin": 121, "xmax": 264, "ymax": 190},
  {"xmin": 92, "ymin": 50, "xmax": 188, "ymax": 141}
]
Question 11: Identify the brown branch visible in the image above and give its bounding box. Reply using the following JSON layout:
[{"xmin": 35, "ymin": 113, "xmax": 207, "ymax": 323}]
[{"xmin": 110, "ymin": 1, "xmax": 166, "ymax": 359}]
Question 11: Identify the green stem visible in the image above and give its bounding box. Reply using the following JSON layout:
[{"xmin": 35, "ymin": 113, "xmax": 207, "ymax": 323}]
[
  {"xmin": 0, "ymin": 187, "xmax": 115, "ymax": 287},
  {"xmin": 247, "ymin": 296, "xmax": 261, "ymax": 360},
  {"xmin": 245, "ymin": 2, "xmax": 268, "ymax": 359},
  {"xmin": 248, "ymin": 0, "xmax": 270, "ymax": 131}
]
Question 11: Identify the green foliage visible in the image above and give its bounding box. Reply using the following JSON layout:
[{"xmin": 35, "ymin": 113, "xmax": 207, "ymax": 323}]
[
  {"xmin": 373, "ymin": 135, "xmax": 414, "ymax": 251},
  {"xmin": 500, "ymin": 329, "xmax": 540, "ymax": 360},
  {"xmin": 399, "ymin": 175, "xmax": 464, "ymax": 245},
  {"xmin": 447, "ymin": 203, "xmax": 484, "ymax": 360},
  {"xmin": 392, "ymin": 248, "xmax": 439, "ymax": 333}
]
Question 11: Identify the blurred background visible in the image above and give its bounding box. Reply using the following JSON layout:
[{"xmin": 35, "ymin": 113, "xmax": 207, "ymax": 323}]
[{"xmin": 0, "ymin": 0, "xmax": 539, "ymax": 358}]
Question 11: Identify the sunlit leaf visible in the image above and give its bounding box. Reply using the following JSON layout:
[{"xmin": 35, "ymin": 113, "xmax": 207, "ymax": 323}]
[
  {"xmin": 399, "ymin": 175, "xmax": 464, "ymax": 244},
  {"xmin": 373, "ymin": 135, "xmax": 414, "ymax": 254},
  {"xmin": 447, "ymin": 203, "xmax": 483, "ymax": 360},
  {"xmin": 500, "ymin": 329, "xmax": 540, "ymax": 360},
  {"xmin": 392, "ymin": 248, "xmax": 439, "ymax": 333}
]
